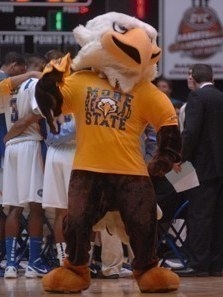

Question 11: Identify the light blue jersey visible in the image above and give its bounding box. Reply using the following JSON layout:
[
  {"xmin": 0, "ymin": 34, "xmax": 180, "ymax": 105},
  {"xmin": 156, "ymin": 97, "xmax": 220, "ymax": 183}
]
[{"xmin": 45, "ymin": 114, "xmax": 76, "ymax": 147}]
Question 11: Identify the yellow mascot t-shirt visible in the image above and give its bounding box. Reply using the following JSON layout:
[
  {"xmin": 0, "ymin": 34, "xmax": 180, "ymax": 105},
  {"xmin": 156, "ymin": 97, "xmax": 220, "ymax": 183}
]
[{"xmin": 60, "ymin": 70, "xmax": 178, "ymax": 176}]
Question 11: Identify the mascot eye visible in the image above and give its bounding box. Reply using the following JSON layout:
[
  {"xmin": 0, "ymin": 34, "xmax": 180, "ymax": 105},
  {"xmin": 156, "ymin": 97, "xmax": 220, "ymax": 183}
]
[
  {"xmin": 147, "ymin": 35, "xmax": 153, "ymax": 43},
  {"xmin": 113, "ymin": 22, "xmax": 128, "ymax": 34}
]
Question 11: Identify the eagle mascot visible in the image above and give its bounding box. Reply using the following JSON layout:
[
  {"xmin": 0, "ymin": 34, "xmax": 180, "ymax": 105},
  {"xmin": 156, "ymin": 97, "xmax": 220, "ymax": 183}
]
[{"xmin": 36, "ymin": 12, "xmax": 182, "ymax": 294}]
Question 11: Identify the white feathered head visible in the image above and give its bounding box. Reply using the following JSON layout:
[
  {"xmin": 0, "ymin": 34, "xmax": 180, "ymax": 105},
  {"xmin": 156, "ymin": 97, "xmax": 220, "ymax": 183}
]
[{"xmin": 72, "ymin": 12, "xmax": 161, "ymax": 93}]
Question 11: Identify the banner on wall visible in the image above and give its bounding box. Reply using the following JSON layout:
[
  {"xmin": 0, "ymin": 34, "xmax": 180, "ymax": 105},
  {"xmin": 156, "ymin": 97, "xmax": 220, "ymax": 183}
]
[{"xmin": 159, "ymin": 0, "xmax": 223, "ymax": 79}]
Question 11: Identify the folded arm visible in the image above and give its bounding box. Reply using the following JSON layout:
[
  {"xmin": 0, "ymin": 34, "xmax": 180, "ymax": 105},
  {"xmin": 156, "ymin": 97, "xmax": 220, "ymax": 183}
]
[
  {"xmin": 4, "ymin": 112, "xmax": 42, "ymax": 143},
  {"xmin": 0, "ymin": 72, "xmax": 42, "ymax": 95}
]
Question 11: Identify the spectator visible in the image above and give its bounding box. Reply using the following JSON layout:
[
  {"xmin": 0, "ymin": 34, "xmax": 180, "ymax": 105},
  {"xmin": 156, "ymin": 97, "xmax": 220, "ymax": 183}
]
[
  {"xmin": 154, "ymin": 76, "xmax": 184, "ymax": 107},
  {"xmin": 178, "ymin": 67, "xmax": 196, "ymax": 132},
  {"xmin": 176, "ymin": 64, "xmax": 223, "ymax": 277},
  {"xmin": 97, "ymin": 229, "xmax": 133, "ymax": 279}
]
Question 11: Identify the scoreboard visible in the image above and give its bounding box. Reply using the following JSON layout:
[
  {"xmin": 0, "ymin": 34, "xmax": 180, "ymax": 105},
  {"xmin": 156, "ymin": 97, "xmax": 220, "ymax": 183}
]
[
  {"xmin": 1, "ymin": 1, "xmax": 90, "ymax": 4},
  {"xmin": 0, "ymin": 1, "xmax": 90, "ymax": 5},
  {"xmin": 0, "ymin": 0, "xmax": 105, "ymax": 58}
]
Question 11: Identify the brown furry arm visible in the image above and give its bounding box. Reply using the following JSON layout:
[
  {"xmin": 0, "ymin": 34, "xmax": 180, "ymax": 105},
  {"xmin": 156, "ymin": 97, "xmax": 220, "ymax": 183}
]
[
  {"xmin": 35, "ymin": 69, "xmax": 64, "ymax": 134},
  {"xmin": 148, "ymin": 125, "xmax": 182, "ymax": 177}
]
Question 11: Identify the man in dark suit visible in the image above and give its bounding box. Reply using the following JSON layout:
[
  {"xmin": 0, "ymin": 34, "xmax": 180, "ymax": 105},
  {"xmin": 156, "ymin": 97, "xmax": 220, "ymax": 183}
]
[{"xmin": 176, "ymin": 64, "xmax": 223, "ymax": 277}]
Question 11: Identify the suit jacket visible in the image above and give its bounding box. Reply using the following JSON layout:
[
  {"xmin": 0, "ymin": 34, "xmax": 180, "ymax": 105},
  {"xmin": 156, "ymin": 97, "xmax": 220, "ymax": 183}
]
[{"xmin": 182, "ymin": 84, "xmax": 223, "ymax": 181}]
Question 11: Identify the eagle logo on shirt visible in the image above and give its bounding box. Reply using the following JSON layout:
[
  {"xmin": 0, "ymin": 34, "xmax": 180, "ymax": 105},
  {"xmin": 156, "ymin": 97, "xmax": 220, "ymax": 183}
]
[{"xmin": 97, "ymin": 98, "xmax": 117, "ymax": 117}]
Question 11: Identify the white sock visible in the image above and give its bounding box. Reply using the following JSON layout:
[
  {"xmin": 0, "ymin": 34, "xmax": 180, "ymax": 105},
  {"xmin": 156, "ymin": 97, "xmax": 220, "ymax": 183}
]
[
  {"xmin": 88, "ymin": 242, "xmax": 95, "ymax": 265},
  {"xmin": 56, "ymin": 242, "xmax": 67, "ymax": 266}
]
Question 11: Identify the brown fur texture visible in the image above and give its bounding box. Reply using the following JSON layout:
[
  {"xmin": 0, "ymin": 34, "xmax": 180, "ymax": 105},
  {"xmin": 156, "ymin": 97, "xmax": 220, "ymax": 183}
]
[
  {"xmin": 148, "ymin": 126, "xmax": 182, "ymax": 177},
  {"xmin": 35, "ymin": 69, "xmax": 64, "ymax": 134}
]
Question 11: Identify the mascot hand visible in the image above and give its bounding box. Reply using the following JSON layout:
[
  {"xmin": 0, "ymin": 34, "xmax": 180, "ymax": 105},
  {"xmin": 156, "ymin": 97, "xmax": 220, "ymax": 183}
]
[
  {"xmin": 148, "ymin": 125, "xmax": 181, "ymax": 177},
  {"xmin": 149, "ymin": 153, "xmax": 177, "ymax": 176},
  {"xmin": 35, "ymin": 53, "xmax": 71, "ymax": 134},
  {"xmin": 35, "ymin": 70, "xmax": 63, "ymax": 134}
]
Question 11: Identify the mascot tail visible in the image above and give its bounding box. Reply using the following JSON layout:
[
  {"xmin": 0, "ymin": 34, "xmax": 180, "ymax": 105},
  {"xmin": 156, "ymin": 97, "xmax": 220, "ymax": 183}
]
[{"xmin": 35, "ymin": 53, "xmax": 71, "ymax": 134}]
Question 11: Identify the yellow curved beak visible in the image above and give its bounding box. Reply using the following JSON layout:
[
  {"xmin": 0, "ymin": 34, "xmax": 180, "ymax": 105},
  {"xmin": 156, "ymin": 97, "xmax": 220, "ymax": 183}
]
[{"xmin": 101, "ymin": 28, "xmax": 161, "ymax": 70}]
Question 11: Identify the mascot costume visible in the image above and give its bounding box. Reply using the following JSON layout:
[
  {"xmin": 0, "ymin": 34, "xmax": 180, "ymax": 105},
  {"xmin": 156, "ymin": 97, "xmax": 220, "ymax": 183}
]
[{"xmin": 35, "ymin": 12, "xmax": 182, "ymax": 294}]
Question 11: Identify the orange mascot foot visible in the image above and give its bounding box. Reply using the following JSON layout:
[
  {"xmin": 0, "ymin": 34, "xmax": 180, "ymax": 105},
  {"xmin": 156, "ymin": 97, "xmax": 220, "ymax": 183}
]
[
  {"xmin": 42, "ymin": 258, "xmax": 91, "ymax": 293},
  {"xmin": 134, "ymin": 266, "xmax": 180, "ymax": 293}
]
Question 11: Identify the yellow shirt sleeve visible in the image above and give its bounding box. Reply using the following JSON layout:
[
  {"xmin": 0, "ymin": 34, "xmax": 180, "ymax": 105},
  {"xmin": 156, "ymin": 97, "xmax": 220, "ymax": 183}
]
[
  {"xmin": 137, "ymin": 82, "xmax": 178, "ymax": 131},
  {"xmin": 0, "ymin": 78, "xmax": 12, "ymax": 95}
]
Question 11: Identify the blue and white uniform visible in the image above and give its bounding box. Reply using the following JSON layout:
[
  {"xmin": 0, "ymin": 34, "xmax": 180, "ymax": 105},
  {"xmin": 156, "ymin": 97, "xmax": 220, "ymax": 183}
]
[
  {"xmin": 0, "ymin": 71, "xmax": 8, "ymax": 200},
  {"xmin": 2, "ymin": 78, "xmax": 44, "ymax": 207},
  {"xmin": 42, "ymin": 114, "xmax": 76, "ymax": 210}
]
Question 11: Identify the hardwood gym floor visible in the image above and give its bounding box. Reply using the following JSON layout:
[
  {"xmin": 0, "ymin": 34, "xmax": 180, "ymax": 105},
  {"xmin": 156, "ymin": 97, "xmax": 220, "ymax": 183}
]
[{"xmin": 0, "ymin": 275, "xmax": 223, "ymax": 297}]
